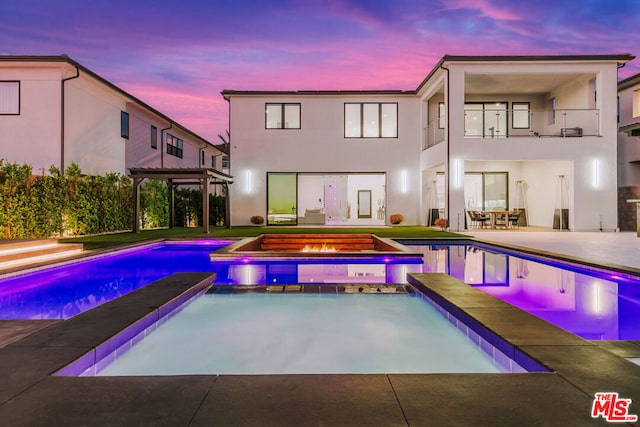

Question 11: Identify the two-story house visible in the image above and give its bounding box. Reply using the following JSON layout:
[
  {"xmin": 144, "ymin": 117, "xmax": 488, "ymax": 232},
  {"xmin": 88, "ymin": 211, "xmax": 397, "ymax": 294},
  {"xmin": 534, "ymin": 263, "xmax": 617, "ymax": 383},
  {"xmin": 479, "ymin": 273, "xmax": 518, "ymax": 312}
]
[
  {"xmin": 224, "ymin": 54, "xmax": 634, "ymax": 231},
  {"xmin": 0, "ymin": 55, "xmax": 228, "ymax": 177},
  {"xmin": 618, "ymin": 72, "xmax": 640, "ymax": 231}
]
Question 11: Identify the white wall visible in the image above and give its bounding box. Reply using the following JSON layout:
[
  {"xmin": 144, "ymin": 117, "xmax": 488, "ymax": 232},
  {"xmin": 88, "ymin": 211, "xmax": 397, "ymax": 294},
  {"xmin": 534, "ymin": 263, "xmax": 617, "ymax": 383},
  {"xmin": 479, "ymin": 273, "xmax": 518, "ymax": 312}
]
[
  {"xmin": 65, "ymin": 76, "xmax": 127, "ymax": 175},
  {"xmin": 229, "ymin": 94, "xmax": 421, "ymax": 225},
  {"xmin": 0, "ymin": 66, "xmax": 64, "ymax": 173}
]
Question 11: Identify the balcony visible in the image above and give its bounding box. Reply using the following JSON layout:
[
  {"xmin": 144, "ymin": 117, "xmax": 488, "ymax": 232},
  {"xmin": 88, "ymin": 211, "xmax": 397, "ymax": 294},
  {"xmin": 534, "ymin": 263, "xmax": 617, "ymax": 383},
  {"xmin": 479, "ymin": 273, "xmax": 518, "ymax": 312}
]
[
  {"xmin": 463, "ymin": 108, "xmax": 600, "ymax": 139},
  {"xmin": 422, "ymin": 108, "xmax": 601, "ymax": 151}
]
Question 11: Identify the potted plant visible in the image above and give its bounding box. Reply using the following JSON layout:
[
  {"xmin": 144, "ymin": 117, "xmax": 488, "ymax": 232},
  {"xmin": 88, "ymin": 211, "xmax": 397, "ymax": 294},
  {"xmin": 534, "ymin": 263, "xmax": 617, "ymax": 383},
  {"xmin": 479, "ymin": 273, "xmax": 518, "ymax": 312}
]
[
  {"xmin": 389, "ymin": 214, "xmax": 403, "ymax": 225},
  {"xmin": 250, "ymin": 215, "xmax": 264, "ymax": 225},
  {"xmin": 434, "ymin": 218, "xmax": 448, "ymax": 231}
]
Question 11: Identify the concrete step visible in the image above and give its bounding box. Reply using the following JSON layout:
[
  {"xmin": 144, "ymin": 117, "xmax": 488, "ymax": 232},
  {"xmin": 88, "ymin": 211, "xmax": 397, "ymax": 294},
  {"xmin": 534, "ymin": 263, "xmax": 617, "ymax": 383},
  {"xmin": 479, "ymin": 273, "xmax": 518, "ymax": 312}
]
[{"xmin": 0, "ymin": 240, "xmax": 84, "ymax": 272}]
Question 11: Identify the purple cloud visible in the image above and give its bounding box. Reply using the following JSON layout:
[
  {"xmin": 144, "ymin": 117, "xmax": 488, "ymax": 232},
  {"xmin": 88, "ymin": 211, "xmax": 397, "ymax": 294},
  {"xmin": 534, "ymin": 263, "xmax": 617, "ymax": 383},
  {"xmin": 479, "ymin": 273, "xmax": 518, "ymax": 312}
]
[{"xmin": 0, "ymin": 0, "xmax": 638, "ymax": 140}]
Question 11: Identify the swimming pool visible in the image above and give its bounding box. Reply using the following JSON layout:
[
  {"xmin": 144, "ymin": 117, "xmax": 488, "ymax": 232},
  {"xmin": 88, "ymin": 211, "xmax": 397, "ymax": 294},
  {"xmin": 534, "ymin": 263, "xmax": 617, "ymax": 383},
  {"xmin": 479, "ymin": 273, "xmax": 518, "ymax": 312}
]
[
  {"xmin": 85, "ymin": 291, "xmax": 522, "ymax": 375},
  {"xmin": 1, "ymin": 239, "xmax": 639, "ymax": 340}
]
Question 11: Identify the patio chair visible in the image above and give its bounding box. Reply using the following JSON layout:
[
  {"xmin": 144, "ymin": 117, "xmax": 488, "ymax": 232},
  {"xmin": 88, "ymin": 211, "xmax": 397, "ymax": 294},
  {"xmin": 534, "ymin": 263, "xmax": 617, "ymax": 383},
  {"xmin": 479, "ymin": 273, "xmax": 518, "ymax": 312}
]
[
  {"xmin": 508, "ymin": 210, "xmax": 522, "ymax": 229},
  {"xmin": 476, "ymin": 211, "xmax": 490, "ymax": 228}
]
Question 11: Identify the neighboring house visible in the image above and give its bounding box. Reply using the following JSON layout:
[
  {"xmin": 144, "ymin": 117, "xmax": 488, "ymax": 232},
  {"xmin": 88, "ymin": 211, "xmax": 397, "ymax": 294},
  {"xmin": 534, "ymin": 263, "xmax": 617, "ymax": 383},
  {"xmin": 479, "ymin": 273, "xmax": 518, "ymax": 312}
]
[
  {"xmin": 0, "ymin": 55, "xmax": 227, "ymax": 177},
  {"xmin": 224, "ymin": 54, "xmax": 634, "ymax": 230},
  {"xmin": 618, "ymin": 72, "xmax": 640, "ymax": 231}
]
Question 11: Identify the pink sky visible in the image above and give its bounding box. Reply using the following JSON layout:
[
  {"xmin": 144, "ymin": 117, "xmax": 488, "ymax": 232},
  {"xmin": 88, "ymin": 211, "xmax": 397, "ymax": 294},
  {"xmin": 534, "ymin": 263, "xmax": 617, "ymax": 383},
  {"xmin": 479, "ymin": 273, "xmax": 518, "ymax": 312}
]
[{"xmin": 1, "ymin": 0, "xmax": 638, "ymax": 142}]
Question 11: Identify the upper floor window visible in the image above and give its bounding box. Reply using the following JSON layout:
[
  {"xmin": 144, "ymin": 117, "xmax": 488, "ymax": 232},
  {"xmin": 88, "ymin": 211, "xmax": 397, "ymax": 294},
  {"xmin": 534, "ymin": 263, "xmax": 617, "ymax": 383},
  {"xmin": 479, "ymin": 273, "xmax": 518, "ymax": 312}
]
[
  {"xmin": 0, "ymin": 81, "xmax": 19, "ymax": 115},
  {"xmin": 266, "ymin": 103, "xmax": 301, "ymax": 129},
  {"xmin": 166, "ymin": 133, "xmax": 183, "ymax": 158},
  {"xmin": 222, "ymin": 156, "xmax": 230, "ymax": 168},
  {"xmin": 150, "ymin": 126, "xmax": 157, "ymax": 149},
  {"xmin": 633, "ymin": 90, "xmax": 640, "ymax": 118},
  {"xmin": 120, "ymin": 111, "xmax": 129, "ymax": 139},
  {"xmin": 344, "ymin": 103, "xmax": 397, "ymax": 138},
  {"xmin": 211, "ymin": 155, "xmax": 215, "ymax": 169},
  {"xmin": 512, "ymin": 102, "xmax": 530, "ymax": 129}
]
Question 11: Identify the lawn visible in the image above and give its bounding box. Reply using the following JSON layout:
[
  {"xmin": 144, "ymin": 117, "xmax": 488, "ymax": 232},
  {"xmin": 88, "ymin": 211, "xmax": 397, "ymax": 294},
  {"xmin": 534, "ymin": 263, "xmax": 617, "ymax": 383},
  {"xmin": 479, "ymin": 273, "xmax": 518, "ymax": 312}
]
[{"xmin": 60, "ymin": 226, "xmax": 468, "ymax": 250}]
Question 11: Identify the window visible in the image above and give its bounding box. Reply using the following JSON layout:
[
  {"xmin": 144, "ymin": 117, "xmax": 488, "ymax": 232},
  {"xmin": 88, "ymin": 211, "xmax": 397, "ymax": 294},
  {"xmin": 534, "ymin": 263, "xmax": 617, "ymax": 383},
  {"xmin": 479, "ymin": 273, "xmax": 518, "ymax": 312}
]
[
  {"xmin": 267, "ymin": 173, "xmax": 297, "ymax": 225},
  {"xmin": 344, "ymin": 103, "xmax": 397, "ymax": 138},
  {"xmin": 211, "ymin": 155, "xmax": 216, "ymax": 169},
  {"xmin": 512, "ymin": 102, "xmax": 530, "ymax": 129},
  {"xmin": 150, "ymin": 126, "xmax": 157, "ymax": 149},
  {"xmin": 464, "ymin": 102, "xmax": 507, "ymax": 138},
  {"xmin": 438, "ymin": 102, "xmax": 445, "ymax": 129},
  {"xmin": 201, "ymin": 151, "xmax": 205, "ymax": 166},
  {"xmin": 549, "ymin": 97, "xmax": 556, "ymax": 124},
  {"xmin": 120, "ymin": 111, "xmax": 129, "ymax": 139},
  {"xmin": 166, "ymin": 134, "xmax": 183, "ymax": 158},
  {"xmin": 265, "ymin": 103, "xmax": 301, "ymax": 129},
  {"xmin": 464, "ymin": 172, "xmax": 508, "ymax": 211},
  {"xmin": 0, "ymin": 81, "xmax": 19, "ymax": 115},
  {"xmin": 633, "ymin": 90, "xmax": 640, "ymax": 118},
  {"xmin": 222, "ymin": 156, "xmax": 230, "ymax": 168}
]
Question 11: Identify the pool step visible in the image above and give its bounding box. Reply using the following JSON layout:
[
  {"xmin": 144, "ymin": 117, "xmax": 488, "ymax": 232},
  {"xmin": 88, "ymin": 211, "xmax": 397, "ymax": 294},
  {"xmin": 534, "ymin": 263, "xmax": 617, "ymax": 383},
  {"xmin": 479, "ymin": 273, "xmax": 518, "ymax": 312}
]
[
  {"xmin": 0, "ymin": 240, "xmax": 84, "ymax": 272},
  {"xmin": 260, "ymin": 234, "xmax": 376, "ymax": 252}
]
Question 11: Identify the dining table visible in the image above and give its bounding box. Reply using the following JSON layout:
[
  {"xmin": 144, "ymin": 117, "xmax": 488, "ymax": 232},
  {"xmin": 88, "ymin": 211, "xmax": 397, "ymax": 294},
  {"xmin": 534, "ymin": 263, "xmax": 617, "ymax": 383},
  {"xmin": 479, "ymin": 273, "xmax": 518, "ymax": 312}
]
[{"xmin": 480, "ymin": 210, "xmax": 510, "ymax": 229}]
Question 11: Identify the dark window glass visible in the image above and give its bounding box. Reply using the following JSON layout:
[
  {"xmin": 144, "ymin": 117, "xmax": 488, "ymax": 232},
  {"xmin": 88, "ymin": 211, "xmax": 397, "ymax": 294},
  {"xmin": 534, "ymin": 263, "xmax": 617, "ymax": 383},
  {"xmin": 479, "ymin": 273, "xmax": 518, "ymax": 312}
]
[{"xmin": 121, "ymin": 111, "xmax": 130, "ymax": 139}]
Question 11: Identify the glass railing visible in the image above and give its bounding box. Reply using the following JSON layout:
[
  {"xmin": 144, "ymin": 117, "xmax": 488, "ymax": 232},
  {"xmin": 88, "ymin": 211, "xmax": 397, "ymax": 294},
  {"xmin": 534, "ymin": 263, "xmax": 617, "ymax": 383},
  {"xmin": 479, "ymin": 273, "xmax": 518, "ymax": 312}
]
[
  {"xmin": 423, "ymin": 118, "xmax": 446, "ymax": 150},
  {"xmin": 422, "ymin": 108, "xmax": 600, "ymax": 150},
  {"xmin": 463, "ymin": 108, "xmax": 600, "ymax": 138}
]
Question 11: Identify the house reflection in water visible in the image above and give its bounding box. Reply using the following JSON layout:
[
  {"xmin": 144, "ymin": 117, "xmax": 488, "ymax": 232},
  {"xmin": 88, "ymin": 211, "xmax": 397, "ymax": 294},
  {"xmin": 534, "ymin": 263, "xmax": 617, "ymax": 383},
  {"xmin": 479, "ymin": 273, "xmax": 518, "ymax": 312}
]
[{"xmin": 418, "ymin": 244, "xmax": 626, "ymax": 340}]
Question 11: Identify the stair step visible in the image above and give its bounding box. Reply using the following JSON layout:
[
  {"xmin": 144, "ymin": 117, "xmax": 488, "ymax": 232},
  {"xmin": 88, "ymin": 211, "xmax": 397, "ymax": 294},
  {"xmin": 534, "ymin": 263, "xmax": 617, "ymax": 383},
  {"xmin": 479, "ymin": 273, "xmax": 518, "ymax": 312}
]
[{"xmin": 0, "ymin": 241, "xmax": 84, "ymax": 271}]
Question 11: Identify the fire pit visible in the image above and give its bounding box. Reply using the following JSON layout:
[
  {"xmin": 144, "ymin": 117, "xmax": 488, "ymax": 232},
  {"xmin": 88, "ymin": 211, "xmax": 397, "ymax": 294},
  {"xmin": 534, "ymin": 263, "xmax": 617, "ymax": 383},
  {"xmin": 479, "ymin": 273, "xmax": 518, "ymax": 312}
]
[{"xmin": 210, "ymin": 234, "xmax": 423, "ymax": 261}]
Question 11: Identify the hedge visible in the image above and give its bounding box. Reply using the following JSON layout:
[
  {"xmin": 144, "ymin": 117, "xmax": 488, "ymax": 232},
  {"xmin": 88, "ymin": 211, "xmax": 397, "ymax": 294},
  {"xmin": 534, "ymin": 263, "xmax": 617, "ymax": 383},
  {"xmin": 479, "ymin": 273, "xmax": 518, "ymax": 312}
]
[{"xmin": 0, "ymin": 160, "xmax": 226, "ymax": 239}]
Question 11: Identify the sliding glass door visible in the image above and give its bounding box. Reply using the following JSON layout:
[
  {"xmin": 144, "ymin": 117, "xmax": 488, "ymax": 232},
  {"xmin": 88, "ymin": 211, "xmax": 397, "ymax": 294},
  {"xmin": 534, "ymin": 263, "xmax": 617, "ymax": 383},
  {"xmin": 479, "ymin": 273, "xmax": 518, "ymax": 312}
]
[
  {"xmin": 267, "ymin": 173, "xmax": 297, "ymax": 225},
  {"xmin": 464, "ymin": 172, "xmax": 508, "ymax": 211},
  {"xmin": 464, "ymin": 102, "xmax": 508, "ymax": 138}
]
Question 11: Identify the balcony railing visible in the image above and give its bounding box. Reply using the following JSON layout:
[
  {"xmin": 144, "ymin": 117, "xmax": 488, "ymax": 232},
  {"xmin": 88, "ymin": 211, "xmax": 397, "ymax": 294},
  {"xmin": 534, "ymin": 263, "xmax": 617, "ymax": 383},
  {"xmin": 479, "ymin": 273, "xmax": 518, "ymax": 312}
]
[
  {"xmin": 422, "ymin": 108, "xmax": 601, "ymax": 151},
  {"xmin": 463, "ymin": 108, "xmax": 600, "ymax": 138},
  {"xmin": 423, "ymin": 118, "xmax": 446, "ymax": 150}
]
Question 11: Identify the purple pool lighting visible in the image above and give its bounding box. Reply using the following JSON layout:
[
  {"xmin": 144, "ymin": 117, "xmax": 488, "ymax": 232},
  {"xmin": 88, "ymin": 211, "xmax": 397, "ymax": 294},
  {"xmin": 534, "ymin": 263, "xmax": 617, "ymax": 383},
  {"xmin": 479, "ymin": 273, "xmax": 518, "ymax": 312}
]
[{"xmin": 408, "ymin": 242, "xmax": 640, "ymax": 341}]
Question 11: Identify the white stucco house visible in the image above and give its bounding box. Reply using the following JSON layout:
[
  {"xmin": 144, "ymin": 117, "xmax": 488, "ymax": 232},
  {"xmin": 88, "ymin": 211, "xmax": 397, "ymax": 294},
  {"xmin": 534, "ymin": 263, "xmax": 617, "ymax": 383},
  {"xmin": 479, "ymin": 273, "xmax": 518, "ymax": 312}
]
[
  {"xmin": 0, "ymin": 55, "xmax": 228, "ymax": 177},
  {"xmin": 224, "ymin": 54, "xmax": 635, "ymax": 231},
  {"xmin": 618, "ymin": 72, "xmax": 640, "ymax": 231}
]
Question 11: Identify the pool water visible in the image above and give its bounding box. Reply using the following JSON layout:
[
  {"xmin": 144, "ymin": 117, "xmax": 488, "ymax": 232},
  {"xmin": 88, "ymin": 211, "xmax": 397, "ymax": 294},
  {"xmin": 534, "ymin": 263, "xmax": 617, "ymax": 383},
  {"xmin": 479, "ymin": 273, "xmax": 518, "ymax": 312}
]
[
  {"xmin": 1, "ymin": 239, "xmax": 639, "ymax": 341},
  {"xmin": 93, "ymin": 292, "xmax": 517, "ymax": 375}
]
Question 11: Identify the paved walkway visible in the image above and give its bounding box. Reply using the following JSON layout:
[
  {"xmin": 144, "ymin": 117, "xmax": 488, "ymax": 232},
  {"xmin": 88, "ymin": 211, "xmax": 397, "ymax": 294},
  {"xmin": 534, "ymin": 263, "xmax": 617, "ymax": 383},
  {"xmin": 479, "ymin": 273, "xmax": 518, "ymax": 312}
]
[{"xmin": 467, "ymin": 230, "xmax": 640, "ymax": 271}]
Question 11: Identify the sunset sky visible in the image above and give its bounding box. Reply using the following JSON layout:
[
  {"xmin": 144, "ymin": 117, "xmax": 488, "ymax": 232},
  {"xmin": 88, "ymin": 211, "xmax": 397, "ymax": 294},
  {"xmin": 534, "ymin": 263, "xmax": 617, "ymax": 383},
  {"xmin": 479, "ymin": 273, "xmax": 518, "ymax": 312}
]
[{"xmin": 1, "ymin": 0, "xmax": 639, "ymax": 141}]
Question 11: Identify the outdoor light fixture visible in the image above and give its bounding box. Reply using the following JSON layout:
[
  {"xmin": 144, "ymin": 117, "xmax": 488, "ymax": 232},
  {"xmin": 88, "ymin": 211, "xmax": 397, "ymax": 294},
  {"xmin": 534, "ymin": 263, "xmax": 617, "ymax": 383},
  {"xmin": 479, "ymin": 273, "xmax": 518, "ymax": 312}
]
[
  {"xmin": 400, "ymin": 170, "xmax": 408, "ymax": 194},
  {"xmin": 452, "ymin": 158, "xmax": 463, "ymax": 189},
  {"xmin": 244, "ymin": 170, "xmax": 253, "ymax": 194},
  {"xmin": 591, "ymin": 158, "xmax": 600, "ymax": 188}
]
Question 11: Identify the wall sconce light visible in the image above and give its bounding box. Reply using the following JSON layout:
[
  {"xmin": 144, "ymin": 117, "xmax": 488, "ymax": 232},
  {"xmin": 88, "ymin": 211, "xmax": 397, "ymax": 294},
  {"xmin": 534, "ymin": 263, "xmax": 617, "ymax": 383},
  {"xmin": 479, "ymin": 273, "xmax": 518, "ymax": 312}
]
[
  {"xmin": 244, "ymin": 170, "xmax": 254, "ymax": 194},
  {"xmin": 400, "ymin": 170, "xmax": 408, "ymax": 194},
  {"xmin": 591, "ymin": 158, "xmax": 600, "ymax": 189}
]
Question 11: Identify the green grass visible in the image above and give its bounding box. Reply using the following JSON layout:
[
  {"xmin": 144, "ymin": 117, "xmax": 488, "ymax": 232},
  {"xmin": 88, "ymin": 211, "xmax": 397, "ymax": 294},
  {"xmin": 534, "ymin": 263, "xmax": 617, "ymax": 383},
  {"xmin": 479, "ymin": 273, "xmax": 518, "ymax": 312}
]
[{"xmin": 60, "ymin": 226, "xmax": 468, "ymax": 250}]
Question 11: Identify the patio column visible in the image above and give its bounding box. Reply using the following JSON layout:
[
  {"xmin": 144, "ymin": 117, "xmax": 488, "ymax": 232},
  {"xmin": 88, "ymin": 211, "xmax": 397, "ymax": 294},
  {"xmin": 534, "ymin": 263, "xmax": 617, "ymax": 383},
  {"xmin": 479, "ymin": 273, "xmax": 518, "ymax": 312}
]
[
  {"xmin": 168, "ymin": 179, "xmax": 175, "ymax": 229},
  {"xmin": 202, "ymin": 176, "xmax": 210, "ymax": 233},
  {"xmin": 132, "ymin": 177, "xmax": 142, "ymax": 233}
]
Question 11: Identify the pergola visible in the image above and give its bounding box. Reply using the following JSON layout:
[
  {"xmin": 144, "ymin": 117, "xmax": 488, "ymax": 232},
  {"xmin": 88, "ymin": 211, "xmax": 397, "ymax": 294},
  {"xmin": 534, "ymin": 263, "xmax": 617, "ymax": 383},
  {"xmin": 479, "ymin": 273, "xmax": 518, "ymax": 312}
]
[{"xmin": 129, "ymin": 168, "xmax": 234, "ymax": 233}]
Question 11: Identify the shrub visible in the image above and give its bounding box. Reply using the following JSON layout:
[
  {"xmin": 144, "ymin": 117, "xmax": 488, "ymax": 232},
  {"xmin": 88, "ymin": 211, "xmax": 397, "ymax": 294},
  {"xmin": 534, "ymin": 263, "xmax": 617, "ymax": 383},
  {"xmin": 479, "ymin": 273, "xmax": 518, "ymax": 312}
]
[{"xmin": 389, "ymin": 214, "xmax": 404, "ymax": 225}]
